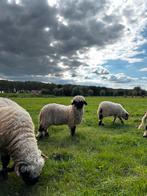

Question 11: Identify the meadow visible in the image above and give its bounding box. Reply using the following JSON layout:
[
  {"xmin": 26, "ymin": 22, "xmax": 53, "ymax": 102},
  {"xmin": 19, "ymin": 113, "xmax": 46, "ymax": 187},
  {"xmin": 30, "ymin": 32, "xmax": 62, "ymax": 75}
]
[{"xmin": 0, "ymin": 96, "xmax": 147, "ymax": 196}]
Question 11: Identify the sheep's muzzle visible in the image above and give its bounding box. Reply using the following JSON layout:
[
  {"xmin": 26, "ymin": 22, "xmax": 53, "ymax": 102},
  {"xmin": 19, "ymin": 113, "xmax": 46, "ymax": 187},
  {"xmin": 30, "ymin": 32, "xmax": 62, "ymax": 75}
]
[{"xmin": 20, "ymin": 171, "xmax": 40, "ymax": 185}]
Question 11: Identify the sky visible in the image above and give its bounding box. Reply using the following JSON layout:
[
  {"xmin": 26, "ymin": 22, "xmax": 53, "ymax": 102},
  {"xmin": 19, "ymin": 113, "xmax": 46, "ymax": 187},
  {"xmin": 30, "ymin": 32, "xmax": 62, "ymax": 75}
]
[{"xmin": 0, "ymin": 0, "xmax": 147, "ymax": 89}]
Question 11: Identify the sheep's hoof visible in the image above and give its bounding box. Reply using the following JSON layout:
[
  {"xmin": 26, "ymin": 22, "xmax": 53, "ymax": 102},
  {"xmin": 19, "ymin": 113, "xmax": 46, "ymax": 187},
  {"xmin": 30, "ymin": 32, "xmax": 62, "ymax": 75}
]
[
  {"xmin": 98, "ymin": 122, "xmax": 104, "ymax": 126},
  {"xmin": 71, "ymin": 133, "xmax": 75, "ymax": 137},
  {"xmin": 44, "ymin": 132, "xmax": 49, "ymax": 137},
  {"xmin": 0, "ymin": 170, "xmax": 8, "ymax": 180},
  {"xmin": 143, "ymin": 135, "xmax": 147, "ymax": 138},
  {"xmin": 36, "ymin": 133, "xmax": 44, "ymax": 139},
  {"xmin": 36, "ymin": 132, "xmax": 49, "ymax": 139}
]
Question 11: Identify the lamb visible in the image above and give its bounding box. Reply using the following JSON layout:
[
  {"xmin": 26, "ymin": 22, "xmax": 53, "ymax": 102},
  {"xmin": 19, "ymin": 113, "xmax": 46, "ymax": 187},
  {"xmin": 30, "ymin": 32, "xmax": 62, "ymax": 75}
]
[
  {"xmin": 97, "ymin": 101, "xmax": 129, "ymax": 126},
  {"xmin": 0, "ymin": 98, "xmax": 45, "ymax": 185},
  {"xmin": 36, "ymin": 95, "xmax": 87, "ymax": 138},
  {"xmin": 138, "ymin": 112, "xmax": 147, "ymax": 138}
]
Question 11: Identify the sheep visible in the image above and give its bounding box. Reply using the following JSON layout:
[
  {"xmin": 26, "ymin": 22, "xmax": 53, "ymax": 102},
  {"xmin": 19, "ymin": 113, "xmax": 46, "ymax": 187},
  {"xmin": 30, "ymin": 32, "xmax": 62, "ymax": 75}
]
[
  {"xmin": 0, "ymin": 98, "xmax": 45, "ymax": 185},
  {"xmin": 97, "ymin": 101, "xmax": 129, "ymax": 126},
  {"xmin": 36, "ymin": 95, "xmax": 87, "ymax": 138},
  {"xmin": 138, "ymin": 112, "xmax": 147, "ymax": 138}
]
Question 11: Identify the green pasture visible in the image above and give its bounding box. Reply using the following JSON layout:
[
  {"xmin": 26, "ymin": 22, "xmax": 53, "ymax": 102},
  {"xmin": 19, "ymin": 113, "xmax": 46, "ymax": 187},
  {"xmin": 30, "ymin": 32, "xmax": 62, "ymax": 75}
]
[{"xmin": 0, "ymin": 96, "xmax": 147, "ymax": 196}]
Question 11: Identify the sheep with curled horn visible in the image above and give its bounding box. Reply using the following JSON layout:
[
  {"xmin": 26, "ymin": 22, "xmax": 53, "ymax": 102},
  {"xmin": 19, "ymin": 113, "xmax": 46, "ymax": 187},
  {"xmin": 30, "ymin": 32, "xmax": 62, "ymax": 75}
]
[
  {"xmin": 37, "ymin": 95, "xmax": 87, "ymax": 138},
  {"xmin": 0, "ymin": 98, "xmax": 45, "ymax": 185}
]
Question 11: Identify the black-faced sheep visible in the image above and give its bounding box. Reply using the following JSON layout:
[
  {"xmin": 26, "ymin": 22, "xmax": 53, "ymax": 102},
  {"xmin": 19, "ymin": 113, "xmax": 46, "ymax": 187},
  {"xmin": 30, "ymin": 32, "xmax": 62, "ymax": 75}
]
[
  {"xmin": 97, "ymin": 101, "xmax": 129, "ymax": 126},
  {"xmin": 36, "ymin": 95, "xmax": 87, "ymax": 138},
  {"xmin": 0, "ymin": 98, "xmax": 45, "ymax": 185}
]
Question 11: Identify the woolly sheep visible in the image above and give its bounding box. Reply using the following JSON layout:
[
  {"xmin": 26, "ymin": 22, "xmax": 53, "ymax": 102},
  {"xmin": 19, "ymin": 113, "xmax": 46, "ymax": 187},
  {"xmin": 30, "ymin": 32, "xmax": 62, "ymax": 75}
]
[
  {"xmin": 0, "ymin": 98, "xmax": 45, "ymax": 185},
  {"xmin": 138, "ymin": 112, "xmax": 147, "ymax": 138},
  {"xmin": 36, "ymin": 95, "xmax": 87, "ymax": 138},
  {"xmin": 97, "ymin": 101, "xmax": 129, "ymax": 126}
]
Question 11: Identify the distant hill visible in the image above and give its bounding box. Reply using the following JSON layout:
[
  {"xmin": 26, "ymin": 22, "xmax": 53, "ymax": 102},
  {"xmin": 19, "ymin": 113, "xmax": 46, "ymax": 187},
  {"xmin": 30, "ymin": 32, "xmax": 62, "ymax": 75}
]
[{"xmin": 0, "ymin": 80, "xmax": 146, "ymax": 97}]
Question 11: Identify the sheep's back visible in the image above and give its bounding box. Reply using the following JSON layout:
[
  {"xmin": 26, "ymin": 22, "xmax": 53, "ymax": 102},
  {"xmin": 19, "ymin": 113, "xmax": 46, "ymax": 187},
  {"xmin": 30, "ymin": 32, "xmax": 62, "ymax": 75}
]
[
  {"xmin": 40, "ymin": 103, "xmax": 70, "ymax": 126},
  {"xmin": 98, "ymin": 101, "xmax": 122, "ymax": 117},
  {"xmin": 0, "ymin": 106, "xmax": 35, "ymax": 153},
  {"xmin": 0, "ymin": 98, "xmax": 21, "ymax": 109}
]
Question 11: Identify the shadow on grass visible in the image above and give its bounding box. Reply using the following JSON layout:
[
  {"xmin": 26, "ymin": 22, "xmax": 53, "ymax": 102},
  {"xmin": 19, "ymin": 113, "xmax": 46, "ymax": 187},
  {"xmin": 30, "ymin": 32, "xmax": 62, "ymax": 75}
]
[
  {"xmin": 98, "ymin": 123, "xmax": 134, "ymax": 132},
  {"xmin": 0, "ymin": 168, "xmax": 68, "ymax": 196},
  {"xmin": 38, "ymin": 132, "xmax": 87, "ymax": 149},
  {"xmin": 0, "ymin": 175, "xmax": 41, "ymax": 196}
]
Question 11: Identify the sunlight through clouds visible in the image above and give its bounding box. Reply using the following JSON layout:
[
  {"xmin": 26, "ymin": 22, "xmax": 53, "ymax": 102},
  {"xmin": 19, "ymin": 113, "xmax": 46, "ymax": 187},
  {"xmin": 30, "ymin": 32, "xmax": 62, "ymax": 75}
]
[{"xmin": 1, "ymin": 0, "xmax": 147, "ymax": 89}]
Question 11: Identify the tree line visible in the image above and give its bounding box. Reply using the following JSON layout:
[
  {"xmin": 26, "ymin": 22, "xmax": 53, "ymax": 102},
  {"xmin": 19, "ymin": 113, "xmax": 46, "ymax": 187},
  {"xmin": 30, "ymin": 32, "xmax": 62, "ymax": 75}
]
[{"xmin": 0, "ymin": 80, "xmax": 146, "ymax": 97}]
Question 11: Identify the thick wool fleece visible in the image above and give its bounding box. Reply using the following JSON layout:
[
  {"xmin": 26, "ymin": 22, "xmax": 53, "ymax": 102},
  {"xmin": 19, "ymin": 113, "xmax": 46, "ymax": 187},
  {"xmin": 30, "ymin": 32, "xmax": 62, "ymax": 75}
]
[
  {"xmin": 97, "ymin": 101, "xmax": 128, "ymax": 118},
  {"xmin": 0, "ymin": 98, "xmax": 44, "ymax": 178},
  {"xmin": 40, "ymin": 103, "xmax": 83, "ymax": 129}
]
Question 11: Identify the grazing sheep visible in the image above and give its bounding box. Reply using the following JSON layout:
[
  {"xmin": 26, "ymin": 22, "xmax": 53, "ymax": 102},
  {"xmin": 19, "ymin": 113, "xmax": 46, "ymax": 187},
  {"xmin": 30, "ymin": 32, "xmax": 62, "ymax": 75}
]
[
  {"xmin": 0, "ymin": 98, "xmax": 45, "ymax": 185},
  {"xmin": 138, "ymin": 112, "xmax": 147, "ymax": 138},
  {"xmin": 97, "ymin": 101, "xmax": 129, "ymax": 126},
  {"xmin": 37, "ymin": 95, "xmax": 87, "ymax": 138}
]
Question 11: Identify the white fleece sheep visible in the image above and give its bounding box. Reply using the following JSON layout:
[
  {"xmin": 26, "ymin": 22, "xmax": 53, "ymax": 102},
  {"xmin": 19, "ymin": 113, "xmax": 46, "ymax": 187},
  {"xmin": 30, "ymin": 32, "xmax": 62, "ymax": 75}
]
[
  {"xmin": 0, "ymin": 98, "xmax": 44, "ymax": 185},
  {"xmin": 97, "ymin": 101, "xmax": 129, "ymax": 126},
  {"xmin": 138, "ymin": 112, "xmax": 147, "ymax": 138},
  {"xmin": 37, "ymin": 95, "xmax": 87, "ymax": 138}
]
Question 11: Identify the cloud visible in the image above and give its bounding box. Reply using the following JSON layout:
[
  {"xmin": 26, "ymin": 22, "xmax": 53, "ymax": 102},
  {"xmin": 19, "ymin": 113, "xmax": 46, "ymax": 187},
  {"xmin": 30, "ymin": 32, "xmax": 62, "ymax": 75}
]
[
  {"xmin": 101, "ymin": 73, "xmax": 137, "ymax": 83},
  {"xmin": 140, "ymin": 67, "xmax": 147, "ymax": 72},
  {"xmin": 92, "ymin": 66, "xmax": 109, "ymax": 75},
  {"xmin": 0, "ymin": 0, "xmax": 146, "ymax": 89}
]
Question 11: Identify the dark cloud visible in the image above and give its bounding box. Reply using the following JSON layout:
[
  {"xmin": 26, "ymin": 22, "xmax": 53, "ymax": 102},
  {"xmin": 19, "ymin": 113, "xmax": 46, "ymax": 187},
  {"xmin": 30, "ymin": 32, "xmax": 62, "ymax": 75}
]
[
  {"xmin": 101, "ymin": 73, "xmax": 136, "ymax": 83},
  {"xmin": 0, "ymin": 0, "xmax": 126, "ymax": 81}
]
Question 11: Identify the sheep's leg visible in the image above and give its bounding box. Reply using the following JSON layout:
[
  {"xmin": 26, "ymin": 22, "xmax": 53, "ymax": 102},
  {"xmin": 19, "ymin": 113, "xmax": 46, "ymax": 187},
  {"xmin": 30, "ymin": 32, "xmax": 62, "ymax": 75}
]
[
  {"xmin": 99, "ymin": 120, "xmax": 103, "ymax": 126},
  {"xmin": 138, "ymin": 123, "xmax": 142, "ymax": 129},
  {"xmin": 36, "ymin": 125, "xmax": 49, "ymax": 139},
  {"xmin": 143, "ymin": 131, "xmax": 147, "ymax": 138},
  {"xmin": 6, "ymin": 165, "xmax": 15, "ymax": 172},
  {"xmin": 98, "ymin": 112, "xmax": 104, "ymax": 126},
  {"xmin": 113, "ymin": 116, "xmax": 117, "ymax": 124},
  {"xmin": 70, "ymin": 126, "xmax": 76, "ymax": 136},
  {"xmin": 0, "ymin": 154, "xmax": 10, "ymax": 180},
  {"xmin": 143, "ymin": 126, "xmax": 147, "ymax": 138},
  {"xmin": 98, "ymin": 109, "xmax": 104, "ymax": 126},
  {"xmin": 118, "ymin": 117, "xmax": 124, "ymax": 124}
]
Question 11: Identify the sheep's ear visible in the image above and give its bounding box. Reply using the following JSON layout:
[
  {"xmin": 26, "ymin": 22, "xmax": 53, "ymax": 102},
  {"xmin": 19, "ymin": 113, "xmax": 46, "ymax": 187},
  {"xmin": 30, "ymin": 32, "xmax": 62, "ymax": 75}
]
[
  {"xmin": 41, "ymin": 152, "xmax": 48, "ymax": 159},
  {"xmin": 71, "ymin": 100, "xmax": 75, "ymax": 105},
  {"xmin": 84, "ymin": 101, "xmax": 87, "ymax": 105}
]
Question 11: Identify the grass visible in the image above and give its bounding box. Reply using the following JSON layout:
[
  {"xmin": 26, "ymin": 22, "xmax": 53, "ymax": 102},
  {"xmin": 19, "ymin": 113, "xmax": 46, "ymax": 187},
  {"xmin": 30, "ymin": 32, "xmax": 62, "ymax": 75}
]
[{"xmin": 0, "ymin": 96, "xmax": 147, "ymax": 196}]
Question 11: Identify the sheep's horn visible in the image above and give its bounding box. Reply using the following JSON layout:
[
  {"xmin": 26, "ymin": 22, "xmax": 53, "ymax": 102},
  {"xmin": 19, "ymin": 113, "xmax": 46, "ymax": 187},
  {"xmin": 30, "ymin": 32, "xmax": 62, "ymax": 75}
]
[{"xmin": 41, "ymin": 152, "xmax": 48, "ymax": 159}]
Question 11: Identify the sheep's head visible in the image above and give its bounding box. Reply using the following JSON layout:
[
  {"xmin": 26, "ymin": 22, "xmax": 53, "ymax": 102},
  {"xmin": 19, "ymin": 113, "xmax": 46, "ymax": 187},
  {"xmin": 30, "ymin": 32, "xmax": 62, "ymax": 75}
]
[
  {"xmin": 71, "ymin": 95, "xmax": 87, "ymax": 109},
  {"xmin": 15, "ymin": 152, "xmax": 44, "ymax": 185},
  {"xmin": 122, "ymin": 112, "xmax": 129, "ymax": 120}
]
